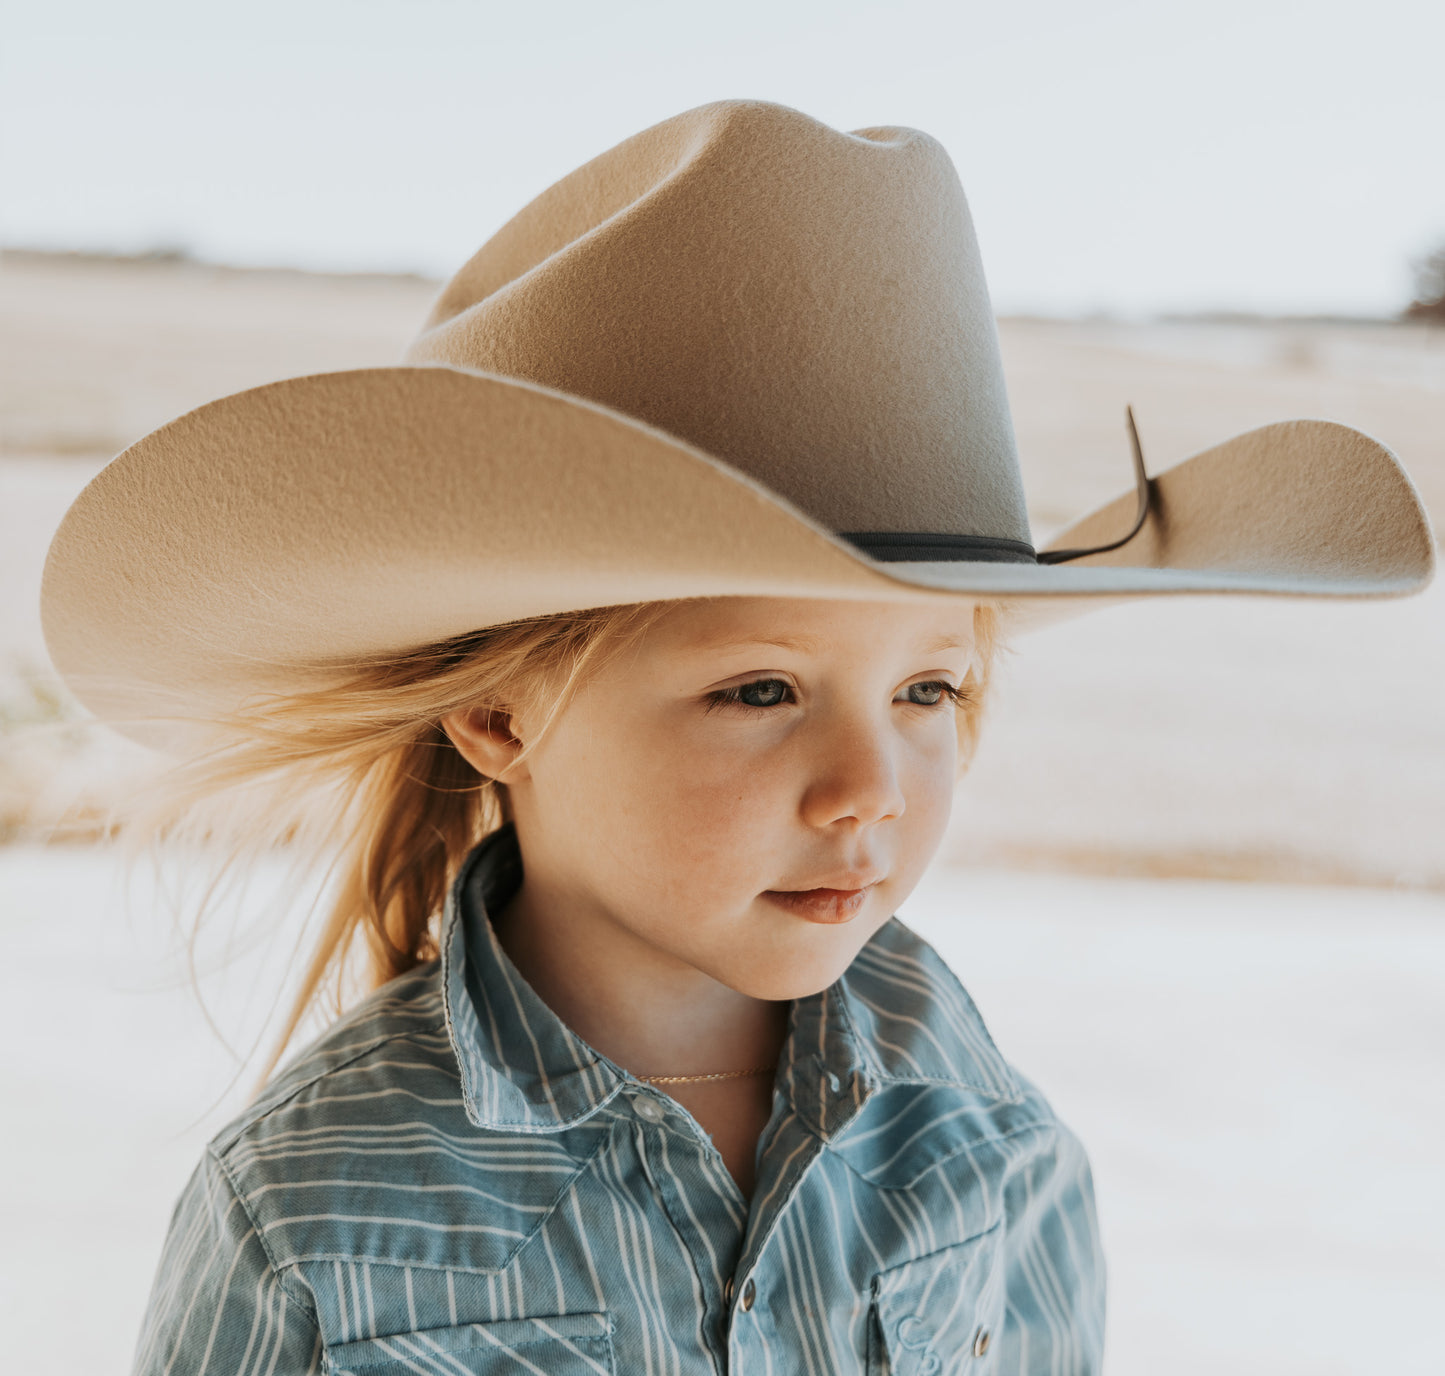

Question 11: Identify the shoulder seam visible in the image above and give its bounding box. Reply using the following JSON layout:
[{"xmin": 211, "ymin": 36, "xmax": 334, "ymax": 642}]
[
  {"xmin": 257, "ymin": 1117, "xmax": 621, "ymax": 1276},
  {"xmin": 214, "ymin": 1017, "xmax": 450, "ymax": 1154},
  {"xmin": 209, "ymin": 1144, "xmax": 324, "ymax": 1328},
  {"xmin": 831, "ymin": 1115, "xmax": 1062, "ymax": 1192}
]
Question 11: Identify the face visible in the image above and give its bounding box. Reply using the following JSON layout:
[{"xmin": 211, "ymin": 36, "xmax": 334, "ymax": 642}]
[{"xmin": 466, "ymin": 597, "xmax": 979, "ymax": 1001}]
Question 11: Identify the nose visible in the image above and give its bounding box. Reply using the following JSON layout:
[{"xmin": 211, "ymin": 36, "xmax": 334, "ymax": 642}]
[{"xmin": 798, "ymin": 712, "xmax": 907, "ymax": 831}]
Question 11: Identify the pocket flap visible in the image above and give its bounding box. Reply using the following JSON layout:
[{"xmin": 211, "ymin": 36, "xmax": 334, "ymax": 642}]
[
  {"xmin": 328, "ymin": 1312, "xmax": 614, "ymax": 1374},
  {"xmin": 870, "ymin": 1225, "xmax": 1005, "ymax": 1373}
]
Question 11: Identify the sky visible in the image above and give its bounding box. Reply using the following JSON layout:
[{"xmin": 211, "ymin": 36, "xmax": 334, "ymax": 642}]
[{"xmin": 3, "ymin": 0, "xmax": 1443, "ymax": 317}]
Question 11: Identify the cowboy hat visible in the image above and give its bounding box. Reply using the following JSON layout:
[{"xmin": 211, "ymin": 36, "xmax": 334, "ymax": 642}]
[{"xmin": 40, "ymin": 100, "xmax": 1436, "ymax": 751}]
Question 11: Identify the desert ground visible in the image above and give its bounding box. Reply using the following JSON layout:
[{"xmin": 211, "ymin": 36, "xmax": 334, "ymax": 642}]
[
  {"xmin": 2, "ymin": 251, "xmax": 1443, "ymax": 1373},
  {"xmin": 5, "ymin": 250, "xmax": 1444, "ymax": 883}
]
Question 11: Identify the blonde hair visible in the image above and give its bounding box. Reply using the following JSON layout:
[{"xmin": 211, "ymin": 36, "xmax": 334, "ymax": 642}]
[{"xmin": 120, "ymin": 597, "xmax": 1002, "ymax": 1082}]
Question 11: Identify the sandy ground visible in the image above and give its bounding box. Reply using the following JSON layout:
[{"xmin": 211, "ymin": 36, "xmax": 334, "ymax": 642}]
[
  {"xmin": 1, "ymin": 846, "xmax": 1441, "ymax": 1376},
  {"xmin": 3, "ymin": 254, "xmax": 1444, "ymax": 1372},
  {"xmin": 3, "ymin": 251, "xmax": 1444, "ymax": 882}
]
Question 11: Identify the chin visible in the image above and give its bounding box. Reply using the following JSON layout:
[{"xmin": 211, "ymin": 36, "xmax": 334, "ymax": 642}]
[{"xmin": 709, "ymin": 934, "xmax": 873, "ymax": 1002}]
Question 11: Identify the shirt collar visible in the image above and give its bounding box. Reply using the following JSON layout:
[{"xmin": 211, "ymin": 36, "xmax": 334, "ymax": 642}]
[
  {"xmin": 442, "ymin": 825, "xmax": 628, "ymax": 1133},
  {"xmin": 441, "ymin": 825, "xmax": 1021, "ymax": 1136}
]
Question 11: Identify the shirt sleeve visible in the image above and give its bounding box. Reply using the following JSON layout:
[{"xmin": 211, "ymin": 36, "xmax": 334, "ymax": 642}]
[
  {"xmin": 132, "ymin": 1148, "xmax": 323, "ymax": 1376},
  {"xmin": 994, "ymin": 1117, "xmax": 1108, "ymax": 1374}
]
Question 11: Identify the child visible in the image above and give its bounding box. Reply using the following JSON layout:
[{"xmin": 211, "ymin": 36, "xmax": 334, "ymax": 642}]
[{"xmin": 41, "ymin": 100, "xmax": 1433, "ymax": 1375}]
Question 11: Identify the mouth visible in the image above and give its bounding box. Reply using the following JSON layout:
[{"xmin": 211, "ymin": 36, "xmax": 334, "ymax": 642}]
[{"xmin": 762, "ymin": 883, "xmax": 879, "ymax": 925}]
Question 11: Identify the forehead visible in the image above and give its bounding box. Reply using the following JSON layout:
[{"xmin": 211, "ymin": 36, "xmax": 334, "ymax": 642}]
[{"xmin": 647, "ymin": 596, "xmax": 977, "ymax": 658}]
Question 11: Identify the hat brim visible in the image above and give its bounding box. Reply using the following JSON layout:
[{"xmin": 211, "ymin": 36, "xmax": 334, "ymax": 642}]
[{"xmin": 41, "ymin": 365, "xmax": 1436, "ymax": 750}]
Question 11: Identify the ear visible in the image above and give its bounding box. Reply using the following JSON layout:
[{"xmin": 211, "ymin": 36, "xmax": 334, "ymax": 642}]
[{"xmin": 441, "ymin": 705, "xmax": 530, "ymax": 783}]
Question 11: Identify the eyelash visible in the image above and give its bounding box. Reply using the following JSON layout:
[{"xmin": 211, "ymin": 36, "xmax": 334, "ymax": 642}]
[{"xmin": 704, "ymin": 678, "xmax": 965, "ymax": 713}]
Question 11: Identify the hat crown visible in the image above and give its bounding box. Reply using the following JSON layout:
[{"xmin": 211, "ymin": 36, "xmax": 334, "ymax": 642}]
[{"xmin": 404, "ymin": 100, "xmax": 1031, "ymax": 548}]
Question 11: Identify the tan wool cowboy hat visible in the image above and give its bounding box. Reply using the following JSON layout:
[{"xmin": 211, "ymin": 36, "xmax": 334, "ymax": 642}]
[{"xmin": 41, "ymin": 99, "xmax": 1436, "ymax": 752}]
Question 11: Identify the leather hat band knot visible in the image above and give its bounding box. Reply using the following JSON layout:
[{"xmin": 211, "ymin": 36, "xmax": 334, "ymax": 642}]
[{"xmin": 847, "ymin": 408, "xmax": 1154, "ymax": 567}]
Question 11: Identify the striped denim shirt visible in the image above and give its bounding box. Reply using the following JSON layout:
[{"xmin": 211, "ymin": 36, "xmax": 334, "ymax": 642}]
[{"xmin": 135, "ymin": 824, "xmax": 1106, "ymax": 1374}]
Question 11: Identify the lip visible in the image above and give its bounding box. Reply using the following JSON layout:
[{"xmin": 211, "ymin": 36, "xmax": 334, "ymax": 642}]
[{"xmin": 762, "ymin": 883, "xmax": 879, "ymax": 925}]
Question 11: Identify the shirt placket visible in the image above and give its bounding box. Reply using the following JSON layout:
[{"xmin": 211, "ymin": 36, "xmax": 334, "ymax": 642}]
[
  {"xmin": 722, "ymin": 1063, "xmax": 871, "ymax": 1374},
  {"xmin": 622, "ymin": 1084, "xmax": 752, "ymax": 1372}
]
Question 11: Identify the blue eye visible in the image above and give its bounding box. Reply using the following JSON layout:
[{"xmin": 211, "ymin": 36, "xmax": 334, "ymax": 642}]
[
  {"xmin": 707, "ymin": 678, "xmax": 959, "ymax": 712},
  {"xmin": 902, "ymin": 681, "xmax": 958, "ymax": 707},
  {"xmin": 707, "ymin": 678, "xmax": 792, "ymax": 711},
  {"xmin": 737, "ymin": 678, "xmax": 789, "ymax": 707}
]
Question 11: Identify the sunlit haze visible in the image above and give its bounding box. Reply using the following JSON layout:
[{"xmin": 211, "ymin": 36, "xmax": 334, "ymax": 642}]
[{"xmin": 4, "ymin": 0, "xmax": 1443, "ymax": 316}]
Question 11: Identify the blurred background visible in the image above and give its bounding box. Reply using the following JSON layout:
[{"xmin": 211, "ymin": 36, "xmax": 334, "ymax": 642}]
[{"xmin": 3, "ymin": 2, "xmax": 1443, "ymax": 1373}]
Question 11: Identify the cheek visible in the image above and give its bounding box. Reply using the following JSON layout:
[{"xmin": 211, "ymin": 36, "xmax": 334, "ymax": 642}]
[
  {"xmin": 533, "ymin": 716, "xmax": 795, "ymax": 901},
  {"xmin": 914, "ymin": 736, "xmax": 961, "ymax": 822},
  {"xmin": 891, "ymin": 728, "xmax": 962, "ymax": 865},
  {"xmin": 623, "ymin": 732, "xmax": 795, "ymax": 890}
]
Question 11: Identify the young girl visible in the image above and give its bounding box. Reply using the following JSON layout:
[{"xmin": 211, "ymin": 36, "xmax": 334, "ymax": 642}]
[{"xmin": 41, "ymin": 100, "xmax": 1433, "ymax": 1375}]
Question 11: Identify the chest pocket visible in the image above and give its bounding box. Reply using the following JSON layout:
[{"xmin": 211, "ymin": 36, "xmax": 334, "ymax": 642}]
[
  {"xmin": 868, "ymin": 1224, "xmax": 1005, "ymax": 1375},
  {"xmin": 326, "ymin": 1313, "xmax": 615, "ymax": 1375}
]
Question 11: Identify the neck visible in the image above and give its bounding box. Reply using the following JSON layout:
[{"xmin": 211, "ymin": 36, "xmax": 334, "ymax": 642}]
[{"xmin": 491, "ymin": 872, "xmax": 789, "ymax": 1081}]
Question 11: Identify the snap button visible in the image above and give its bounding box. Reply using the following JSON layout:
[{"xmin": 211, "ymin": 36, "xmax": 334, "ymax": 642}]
[
  {"xmin": 741, "ymin": 1278, "xmax": 756, "ymax": 1311},
  {"xmin": 972, "ymin": 1327, "xmax": 991, "ymax": 1357},
  {"xmin": 897, "ymin": 1315, "xmax": 930, "ymax": 1350},
  {"xmin": 632, "ymin": 1095, "xmax": 665, "ymax": 1124},
  {"xmin": 723, "ymin": 1277, "xmax": 734, "ymax": 1306},
  {"xmin": 897, "ymin": 1315, "xmax": 940, "ymax": 1371}
]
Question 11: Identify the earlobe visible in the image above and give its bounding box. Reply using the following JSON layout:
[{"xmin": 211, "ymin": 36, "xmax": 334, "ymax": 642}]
[{"xmin": 441, "ymin": 706, "xmax": 529, "ymax": 783}]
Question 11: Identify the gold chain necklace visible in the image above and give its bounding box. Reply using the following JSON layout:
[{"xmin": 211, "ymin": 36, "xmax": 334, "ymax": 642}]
[{"xmin": 638, "ymin": 1064, "xmax": 776, "ymax": 1085}]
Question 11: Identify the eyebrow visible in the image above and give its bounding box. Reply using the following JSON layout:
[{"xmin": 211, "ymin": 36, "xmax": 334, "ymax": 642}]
[
  {"xmin": 687, "ymin": 632, "xmax": 971, "ymax": 657},
  {"xmin": 693, "ymin": 634, "xmax": 826, "ymax": 655},
  {"xmin": 919, "ymin": 633, "xmax": 972, "ymax": 656}
]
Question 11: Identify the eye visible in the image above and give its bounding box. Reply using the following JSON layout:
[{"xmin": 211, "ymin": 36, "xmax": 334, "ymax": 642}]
[
  {"xmin": 899, "ymin": 680, "xmax": 960, "ymax": 707},
  {"xmin": 706, "ymin": 677, "xmax": 794, "ymax": 711},
  {"xmin": 735, "ymin": 678, "xmax": 791, "ymax": 707}
]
